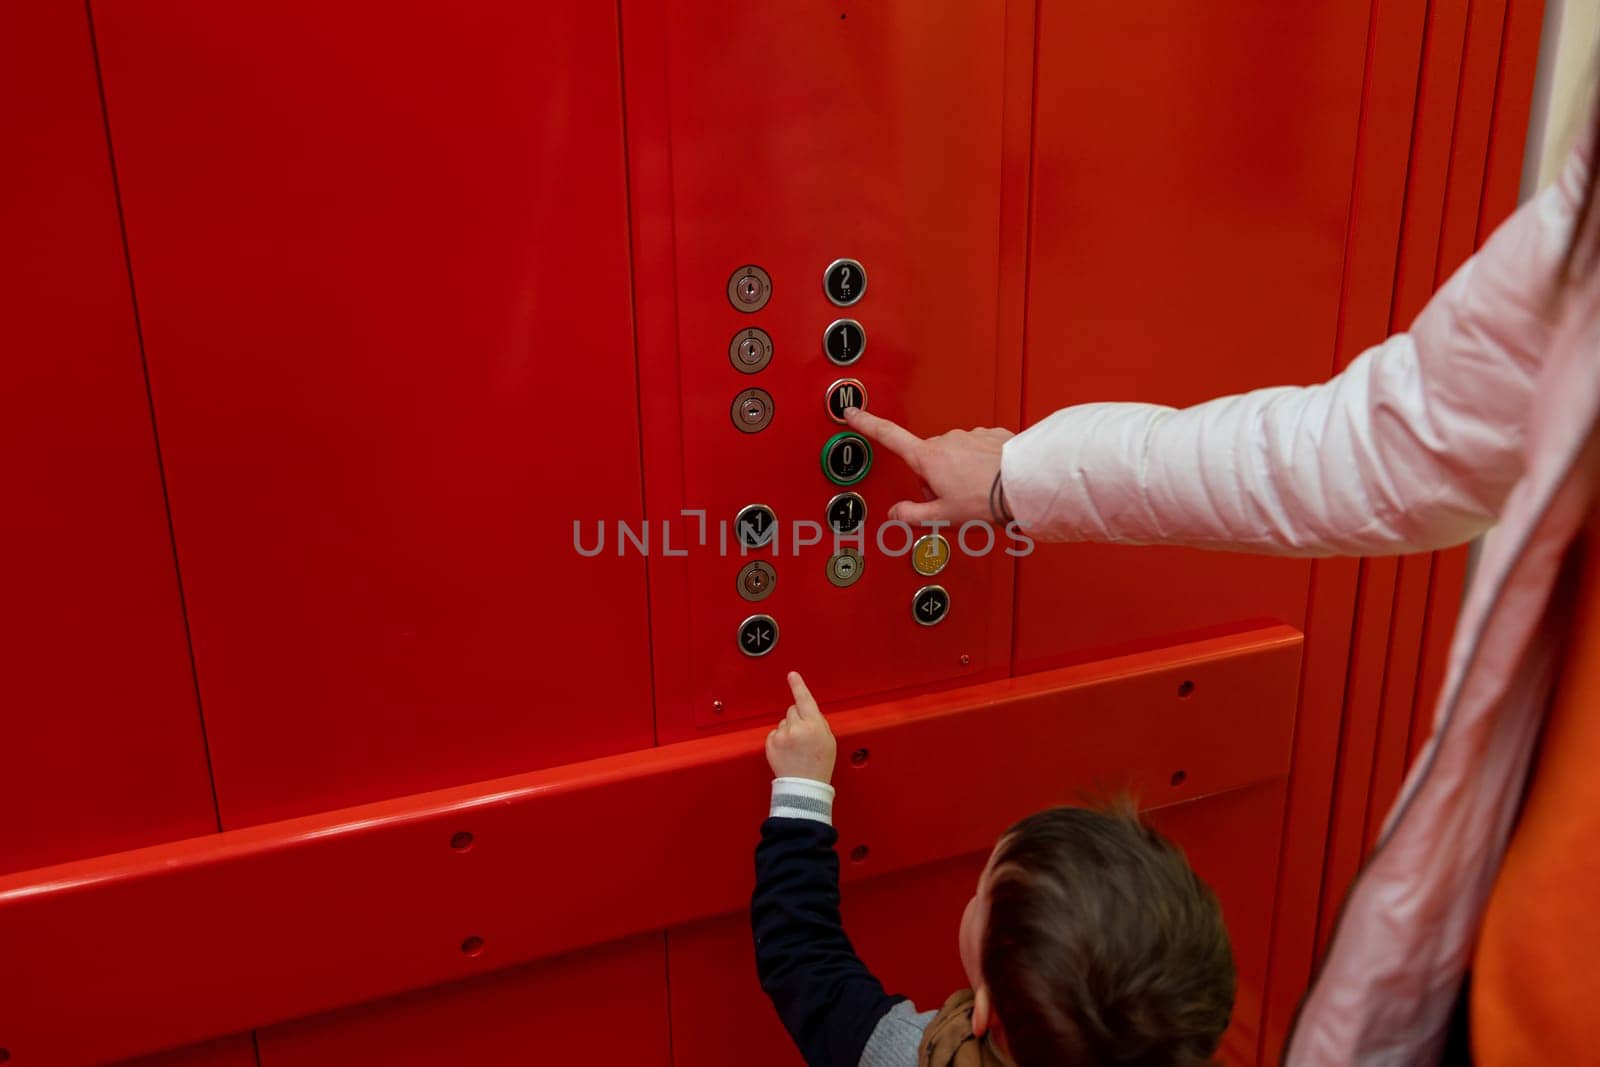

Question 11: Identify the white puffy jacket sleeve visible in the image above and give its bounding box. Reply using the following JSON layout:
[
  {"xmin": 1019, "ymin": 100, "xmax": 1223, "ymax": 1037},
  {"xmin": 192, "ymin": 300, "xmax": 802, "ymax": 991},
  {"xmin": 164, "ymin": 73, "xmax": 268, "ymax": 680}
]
[{"xmin": 1002, "ymin": 145, "xmax": 1591, "ymax": 558}]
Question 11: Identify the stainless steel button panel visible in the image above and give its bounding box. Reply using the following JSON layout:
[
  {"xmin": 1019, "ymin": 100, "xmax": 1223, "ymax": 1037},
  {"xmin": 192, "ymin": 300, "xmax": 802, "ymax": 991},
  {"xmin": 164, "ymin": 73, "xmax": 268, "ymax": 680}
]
[
  {"xmin": 737, "ymin": 560, "xmax": 777, "ymax": 602},
  {"xmin": 728, "ymin": 264, "xmax": 773, "ymax": 312},
  {"xmin": 823, "ymin": 258, "xmax": 866, "ymax": 306},
  {"xmin": 731, "ymin": 387, "xmax": 774, "ymax": 433},
  {"xmin": 729, "ymin": 327, "xmax": 774, "ymax": 373}
]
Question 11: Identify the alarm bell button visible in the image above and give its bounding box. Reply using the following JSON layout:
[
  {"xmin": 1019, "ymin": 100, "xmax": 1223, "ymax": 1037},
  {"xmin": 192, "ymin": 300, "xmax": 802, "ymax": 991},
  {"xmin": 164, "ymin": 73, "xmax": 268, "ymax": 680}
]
[{"xmin": 911, "ymin": 534, "xmax": 951, "ymax": 576}]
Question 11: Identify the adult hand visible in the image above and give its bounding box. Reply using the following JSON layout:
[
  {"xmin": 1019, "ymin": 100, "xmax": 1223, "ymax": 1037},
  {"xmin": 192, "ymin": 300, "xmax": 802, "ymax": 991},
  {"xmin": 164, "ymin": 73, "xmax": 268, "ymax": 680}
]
[
  {"xmin": 843, "ymin": 408, "xmax": 1014, "ymax": 525},
  {"xmin": 765, "ymin": 672, "xmax": 836, "ymax": 784}
]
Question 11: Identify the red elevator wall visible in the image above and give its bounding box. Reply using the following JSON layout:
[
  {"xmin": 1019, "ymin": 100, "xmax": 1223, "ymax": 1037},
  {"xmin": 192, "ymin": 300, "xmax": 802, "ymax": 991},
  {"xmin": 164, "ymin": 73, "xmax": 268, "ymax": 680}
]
[
  {"xmin": 1017, "ymin": 2, "xmax": 1371, "ymax": 668},
  {"xmin": 0, "ymin": 0, "xmax": 217, "ymax": 876},
  {"xmin": 90, "ymin": 0, "xmax": 655, "ymax": 828}
]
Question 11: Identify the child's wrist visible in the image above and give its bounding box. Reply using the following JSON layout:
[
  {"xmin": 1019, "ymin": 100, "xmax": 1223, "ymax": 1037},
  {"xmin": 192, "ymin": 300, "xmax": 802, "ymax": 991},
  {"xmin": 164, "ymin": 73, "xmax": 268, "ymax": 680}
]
[{"xmin": 769, "ymin": 777, "xmax": 836, "ymax": 825}]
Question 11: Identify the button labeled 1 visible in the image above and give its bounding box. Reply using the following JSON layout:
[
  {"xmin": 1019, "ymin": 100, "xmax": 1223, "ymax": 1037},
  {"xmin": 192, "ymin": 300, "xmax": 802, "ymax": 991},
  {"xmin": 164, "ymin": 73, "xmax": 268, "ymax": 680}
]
[
  {"xmin": 823, "ymin": 319, "xmax": 865, "ymax": 366},
  {"xmin": 824, "ymin": 258, "xmax": 866, "ymax": 306},
  {"xmin": 739, "ymin": 614, "xmax": 780, "ymax": 656},
  {"xmin": 821, "ymin": 432, "xmax": 872, "ymax": 486},
  {"xmin": 912, "ymin": 585, "xmax": 950, "ymax": 626},
  {"xmin": 736, "ymin": 504, "xmax": 777, "ymax": 548},
  {"xmin": 826, "ymin": 378, "xmax": 867, "ymax": 423}
]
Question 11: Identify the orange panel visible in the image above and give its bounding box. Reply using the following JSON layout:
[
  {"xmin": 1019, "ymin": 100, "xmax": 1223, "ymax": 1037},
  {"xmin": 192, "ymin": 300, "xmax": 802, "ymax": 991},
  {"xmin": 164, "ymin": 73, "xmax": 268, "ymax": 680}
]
[
  {"xmin": 0, "ymin": 0, "xmax": 216, "ymax": 875},
  {"xmin": 90, "ymin": 0, "xmax": 653, "ymax": 828}
]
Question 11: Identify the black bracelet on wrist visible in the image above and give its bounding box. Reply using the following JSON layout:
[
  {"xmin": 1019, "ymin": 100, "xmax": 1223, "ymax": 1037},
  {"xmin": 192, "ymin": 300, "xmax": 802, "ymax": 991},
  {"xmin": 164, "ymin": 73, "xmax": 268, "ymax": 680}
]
[{"xmin": 989, "ymin": 470, "xmax": 1014, "ymax": 525}]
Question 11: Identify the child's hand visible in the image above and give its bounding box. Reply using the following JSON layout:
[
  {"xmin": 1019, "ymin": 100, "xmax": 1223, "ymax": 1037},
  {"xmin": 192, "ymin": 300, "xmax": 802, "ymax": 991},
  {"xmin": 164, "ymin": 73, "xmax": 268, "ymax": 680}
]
[{"xmin": 765, "ymin": 672, "xmax": 836, "ymax": 784}]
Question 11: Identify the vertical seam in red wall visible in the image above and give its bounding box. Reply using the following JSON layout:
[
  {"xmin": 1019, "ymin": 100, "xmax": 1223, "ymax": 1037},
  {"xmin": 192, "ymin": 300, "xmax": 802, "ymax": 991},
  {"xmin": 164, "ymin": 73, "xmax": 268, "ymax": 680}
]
[
  {"xmin": 614, "ymin": 0, "xmax": 662, "ymax": 747},
  {"xmin": 83, "ymin": 0, "xmax": 224, "ymax": 835},
  {"xmin": 1472, "ymin": 0, "xmax": 1517, "ymax": 243},
  {"xmin": 1008, "ymin": 0, "xmax": 1045, "ymax": 678},
  {"xmin": 661, "ymin": 931, "xmax": 677, "ymax": 1067}
]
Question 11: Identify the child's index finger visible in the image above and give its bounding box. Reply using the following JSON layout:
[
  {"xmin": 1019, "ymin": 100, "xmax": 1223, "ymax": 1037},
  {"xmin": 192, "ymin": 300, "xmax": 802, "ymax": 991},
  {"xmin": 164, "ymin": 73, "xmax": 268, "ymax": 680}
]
[{"xmin": 786, "ymin": 671, "xmax": 821, "ymax": 716}]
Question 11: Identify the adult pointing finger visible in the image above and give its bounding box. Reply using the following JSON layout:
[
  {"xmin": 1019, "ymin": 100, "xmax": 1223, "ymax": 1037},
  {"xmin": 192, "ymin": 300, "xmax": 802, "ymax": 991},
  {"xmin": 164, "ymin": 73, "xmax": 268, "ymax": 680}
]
[{"xmin": 843, "ymin": 407, "xmax": 1016, "ymax": 526}]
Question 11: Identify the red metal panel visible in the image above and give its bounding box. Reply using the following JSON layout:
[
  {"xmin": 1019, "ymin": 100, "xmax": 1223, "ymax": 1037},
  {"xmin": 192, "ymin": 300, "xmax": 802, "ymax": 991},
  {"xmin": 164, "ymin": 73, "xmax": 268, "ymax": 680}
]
[
  {"xmin": 625, "ymin": 0, "xmax": 1020, "ymax": 739},
  {"xmin": 0, "ymin": 628, "xmax": 1298, "ymax": 1063},
  {"xmin": 670, "ymin": 782, "xmax": 1288, "ymax": 1067},
  {"xmin": 90, "ymin": 0, "xmax": 653, "ymax": 828},
  {"xmin": 255, "ymin": 936, "xmax": 669, "ymax": 1067},
  {"xmin": 0, "ymin": 0, "xmax": 217, "ymax": 876},
  {"xmin": 1256, "ymin": 2, "xmax": 1429, "ymax": 1056},
  {"xmin": 1017, "ymin": 3, "xmax": 1374, "ymax": 671},
  {"xmin": 120, "ymin": 1036, "xmax": 258, "ymax": 1067}
]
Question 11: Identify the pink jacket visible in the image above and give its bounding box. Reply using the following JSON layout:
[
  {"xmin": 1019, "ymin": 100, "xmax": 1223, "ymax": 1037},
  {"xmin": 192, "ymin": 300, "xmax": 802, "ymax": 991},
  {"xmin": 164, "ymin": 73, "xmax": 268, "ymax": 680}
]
[{"xmin": 1001, "ymin": 135, "xmax": 1598, "ymax": 1065}]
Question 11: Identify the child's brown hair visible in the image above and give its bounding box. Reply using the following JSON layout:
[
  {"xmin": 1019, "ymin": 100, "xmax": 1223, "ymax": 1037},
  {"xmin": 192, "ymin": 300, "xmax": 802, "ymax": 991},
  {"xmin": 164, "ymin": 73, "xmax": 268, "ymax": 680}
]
[{"xmin": 981, "ymin": 803, "xmax": 1236, "ymax": 1066}]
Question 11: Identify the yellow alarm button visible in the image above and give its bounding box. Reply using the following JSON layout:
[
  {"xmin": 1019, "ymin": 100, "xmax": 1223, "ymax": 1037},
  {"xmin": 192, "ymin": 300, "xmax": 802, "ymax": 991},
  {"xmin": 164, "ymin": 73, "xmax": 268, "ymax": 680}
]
[{"xmin": 911, "ymin": 533, "xmax": 951, "ymax": 577}]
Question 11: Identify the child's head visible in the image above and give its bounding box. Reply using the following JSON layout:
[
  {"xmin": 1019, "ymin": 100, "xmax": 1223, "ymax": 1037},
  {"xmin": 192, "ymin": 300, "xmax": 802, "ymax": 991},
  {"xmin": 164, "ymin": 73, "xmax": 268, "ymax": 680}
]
[{"xmin": 956, "ymin": 803, "xmax": 1235, "ymax": 1066}]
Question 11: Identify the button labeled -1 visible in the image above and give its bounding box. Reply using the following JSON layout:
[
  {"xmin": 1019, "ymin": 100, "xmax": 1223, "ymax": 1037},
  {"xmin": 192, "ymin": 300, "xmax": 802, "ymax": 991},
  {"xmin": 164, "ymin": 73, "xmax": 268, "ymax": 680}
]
[
  {"xmin": 826, "ymin": 378, "xmax": 867, "ymax": 424},
  {"xmin": 821, "ymin": 432, "xmax": 872, "ymax": 486}
]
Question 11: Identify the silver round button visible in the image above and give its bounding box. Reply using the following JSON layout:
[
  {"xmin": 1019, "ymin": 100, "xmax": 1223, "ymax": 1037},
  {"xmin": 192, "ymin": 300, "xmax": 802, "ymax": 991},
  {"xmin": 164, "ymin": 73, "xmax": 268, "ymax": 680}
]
[
  {"xmin": 731, "ymin": 388, "xmax": 774, "ymax": 433},
  {"xmin": 728, "ymin": 264, "xmax": 773, "ymax": 312},
  {"xmin": 737, "ymin": 561, "xmax": 777, "ymax": 602},
  {"xmin": 729, "ymin": 327, "xmax": 773, "ymax": 374}
]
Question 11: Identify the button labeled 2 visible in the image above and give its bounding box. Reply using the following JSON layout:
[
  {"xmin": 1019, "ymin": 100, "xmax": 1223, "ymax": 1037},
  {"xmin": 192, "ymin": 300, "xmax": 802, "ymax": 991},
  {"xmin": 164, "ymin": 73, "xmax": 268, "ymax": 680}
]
[
  {"xmin": 738, "ymin": 614, "xmax": 780, "ymax": 656},
  {"xmin": 826, "ymin": 378, "xmax": 868, "ymax": 424},
  {"xmin": 824, "ymin": 258, "xmax": 866, "ymax": 306},
  {"xmin": 821, "ymin": 432, "xmax": 872, "ymax": 486}
]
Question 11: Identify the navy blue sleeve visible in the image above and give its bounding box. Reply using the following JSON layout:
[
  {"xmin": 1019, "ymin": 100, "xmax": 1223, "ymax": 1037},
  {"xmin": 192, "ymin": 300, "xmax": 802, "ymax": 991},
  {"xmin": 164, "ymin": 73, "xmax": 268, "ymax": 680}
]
[{"xmin": 751, "ymin": 816, "xmax": 904, "ymax": 1067}]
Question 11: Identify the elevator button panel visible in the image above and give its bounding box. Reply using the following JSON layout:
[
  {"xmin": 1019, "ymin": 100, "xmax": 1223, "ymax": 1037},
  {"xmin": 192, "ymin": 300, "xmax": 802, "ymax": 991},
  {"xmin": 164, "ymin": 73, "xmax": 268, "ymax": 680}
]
[
  {"xmin": 729, "ymin": 327, "xmax": 773, "ymax": 374},
  {"xmin": 821, "ymin": 432, "xmax": 872, "ymax": 486},
  {"xmin": 727, "ymin": 264, "xmax": 772, "ymax": 312},
  {"xmin": 824, "ymin": 258, "xmax": 866, "ymax": 307},
  {"xmin": 823, "ymin": 319, "xmax": 865, "ymax": 366},
  {"xmin": 826, "ymin": 378, "xmax": 867, "ymax": 423}
]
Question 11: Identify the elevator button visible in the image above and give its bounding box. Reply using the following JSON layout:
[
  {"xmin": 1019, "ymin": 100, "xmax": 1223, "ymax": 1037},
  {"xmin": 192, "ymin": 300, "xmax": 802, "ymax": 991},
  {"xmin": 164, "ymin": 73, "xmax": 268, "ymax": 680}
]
[
  {"xmin": 825, "ymin": 378, "xmax": 868, "ymax": 423},
  {"xmin": 737, "ymin": 561, "xmax": 777, "ymax": 602},
  {"xmin": 735, "ymin": 504, "xmax": 778, "ymax": 549},
  {"xmin": 911, "ymin": 534, "xmax": 951, "ymax": 576},
  {"xmin": 728, "ymin": 265, "xmax": 773, "ymax": 312},
  {"xmin": 826, "ymin": 491, "xmax": 867, "ymax": 534},
  {"xmin": 730, "ymin": 327, "xmax": 773, "ymax": 374},
  {"xmin": 824, "ymin": 258, "xmax": 866, "ymax": 306},
  {"xmin": 731, "ymin": 388, "xmax": 774, "ymax": 433},
  {"xmin": 821, "ymin": 432, "xmax": 872, "ymax": 486},
  {"xmin": 826, "ymin": 549, "xmax": 864, "ymax": 588},
  {"xmin": 912, "ymin": 585, "xmax": 950, "ymax": 626},
  {"xmin": 823, "ymin": 319, "xmax": 866, "ymax": 366},
  {"xmin": 739, "ymin": 614, "xmax": 780, "ymax": 657}
]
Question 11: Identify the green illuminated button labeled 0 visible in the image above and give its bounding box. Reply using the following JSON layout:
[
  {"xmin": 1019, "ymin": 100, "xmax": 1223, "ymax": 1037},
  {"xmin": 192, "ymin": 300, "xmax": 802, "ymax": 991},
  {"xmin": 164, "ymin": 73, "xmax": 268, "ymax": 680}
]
[{"xmin": 821, "ymin": 431, "xmax": 872, "ymax": 486}]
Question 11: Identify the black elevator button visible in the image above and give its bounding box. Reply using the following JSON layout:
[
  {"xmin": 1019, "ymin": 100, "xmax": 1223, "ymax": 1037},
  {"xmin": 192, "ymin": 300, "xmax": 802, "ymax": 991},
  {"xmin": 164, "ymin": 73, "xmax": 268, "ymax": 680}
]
[
  {"xmin": 824, "ymin": 258, "xmax": 866, "ymax": 306},
  {"xmin": 825, "ymin": 378, "xmax": 868, "ymax": 423},
  {"xmin": 738, "ymin": 614, "xmax": 780, "ymax": 657},
  {"xmin": 823, "ymin": 319, "xmax": 865, "ymax": 366},
  {"xmin": 821, "ymin": 432, "xmax": 872, "ymax": 486},
  {"xmin": 735, "ymin": 504, "xmax": 778, "ymax": 549},
  {"xmin": 912, "ymin": 585, "xmax": 950, "ymax": 626},
  {"xmin": 826, "ymin": 491, "xmax": 867, "ymax": 534}
]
